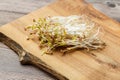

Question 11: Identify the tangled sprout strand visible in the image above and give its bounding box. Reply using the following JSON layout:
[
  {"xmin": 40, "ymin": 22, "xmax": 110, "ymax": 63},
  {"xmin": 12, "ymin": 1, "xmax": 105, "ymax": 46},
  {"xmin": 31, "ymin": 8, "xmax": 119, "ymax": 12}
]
[{"xmin": 25, "ymin": 15, "xmax": 106, "ymax": 55}]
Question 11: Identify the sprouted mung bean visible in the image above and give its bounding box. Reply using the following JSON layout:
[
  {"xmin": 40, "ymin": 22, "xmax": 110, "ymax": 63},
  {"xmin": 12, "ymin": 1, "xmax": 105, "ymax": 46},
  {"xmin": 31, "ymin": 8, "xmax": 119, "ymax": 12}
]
[{"xmin": 25, "ymin": 15, "xmax": 106, "ymax": 55}]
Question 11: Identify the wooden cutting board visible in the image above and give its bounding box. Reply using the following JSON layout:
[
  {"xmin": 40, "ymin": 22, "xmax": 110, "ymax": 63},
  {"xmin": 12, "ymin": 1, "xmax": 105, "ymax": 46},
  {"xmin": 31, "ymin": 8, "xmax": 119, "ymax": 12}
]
[{"xmin": 0, "ymin": 0, "xmax": 120, "ymax": 80}]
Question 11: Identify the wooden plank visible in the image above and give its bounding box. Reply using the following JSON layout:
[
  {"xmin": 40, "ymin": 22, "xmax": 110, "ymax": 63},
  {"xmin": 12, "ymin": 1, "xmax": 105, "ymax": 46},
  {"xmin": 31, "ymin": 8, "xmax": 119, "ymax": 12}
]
[
  {"xmin": 0, "ymin": 33, "xmax": 67, "ymax": 80},
  {"xmin": 0, "ymin": 0, "xmax": 56, "ymax": 80},
  {"xmin": 0, "ymin": 0, "xmax": 55, "ymax": 26},
  {"xmin": 1, "ymin": 0, "xmax": 119, "ymax": 80},
  {"xmin": 85, "ymin": 0, "xmax": 120, "ymax": 22},
  {"xmin": 0, "ymin": 0, "xmax": 120, "ymax": 80},
  {"xmin": 0, "ymin": 0, "xmax": 119, "ymax": 26}
]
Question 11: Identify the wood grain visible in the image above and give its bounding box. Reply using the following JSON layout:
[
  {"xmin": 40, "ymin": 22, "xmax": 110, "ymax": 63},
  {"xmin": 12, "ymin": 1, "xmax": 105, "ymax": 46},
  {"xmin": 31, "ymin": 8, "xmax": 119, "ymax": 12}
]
[
  {"xmin": 0, "ymin": 0, "xmax": 120, "ymax": 80},
  {"xmin": 0, "ymin": 0, "xmax": 119, "ymax": 26},
  {"xmin": 0, "ymin": 0, "xmax": 55, "ymax": 26},
  {"xmin": 0, "ymin": 32, "xmax": 68, "ymax": 80},
  {"xmin": 85, "ymin": 0, "xmax": 120, "ymax": 22},
  {"xmin": 0, "ymin": 0, "xmax": 56, "ymax": 80}
]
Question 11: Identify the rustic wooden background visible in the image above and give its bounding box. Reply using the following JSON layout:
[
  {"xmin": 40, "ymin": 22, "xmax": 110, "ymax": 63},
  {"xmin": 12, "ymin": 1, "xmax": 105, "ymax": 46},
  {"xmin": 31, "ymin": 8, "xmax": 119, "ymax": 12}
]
[{"xmin": 0, "ymin": 0, "xmax": 120, "ymax": 80}]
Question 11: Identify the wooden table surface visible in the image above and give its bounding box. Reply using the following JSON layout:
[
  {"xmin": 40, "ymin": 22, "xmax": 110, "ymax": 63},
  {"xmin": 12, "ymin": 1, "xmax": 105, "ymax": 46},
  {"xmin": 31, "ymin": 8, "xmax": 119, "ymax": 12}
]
[{"xmin": 0, "ymin": 0, "xmax": 120, "ymax": 80}]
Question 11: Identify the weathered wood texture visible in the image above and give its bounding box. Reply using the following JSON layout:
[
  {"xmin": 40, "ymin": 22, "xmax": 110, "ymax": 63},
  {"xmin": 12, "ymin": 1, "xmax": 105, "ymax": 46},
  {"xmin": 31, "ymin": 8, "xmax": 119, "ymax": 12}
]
[
  {"xmin": 0, "ymin": 0, "xmax": 120, "ymax": 80},
  {"xmin": 0, "ymin": 0, "xmax": 119, "ymax": 26},
  {"xmin": 85, "ymin": 0, "xmax": 120, "ymax": 22},
  {"xmin": 0, "ymin": 0, "xmax": 56, "ymax": 80},
  {"xmin": 0, "ymin": 0, "xmax": 55, "ymax": 26},
  {"xmin": 0, "ymin": 33, "xmax": 67, "ymax": 80}
]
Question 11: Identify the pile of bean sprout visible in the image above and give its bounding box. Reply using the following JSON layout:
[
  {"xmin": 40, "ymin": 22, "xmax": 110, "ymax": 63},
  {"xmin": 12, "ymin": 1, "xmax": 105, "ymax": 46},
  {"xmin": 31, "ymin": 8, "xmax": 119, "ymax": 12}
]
[{"xmin": 25, "ymin": 15, "xmax": 106, "ymax": 55}]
